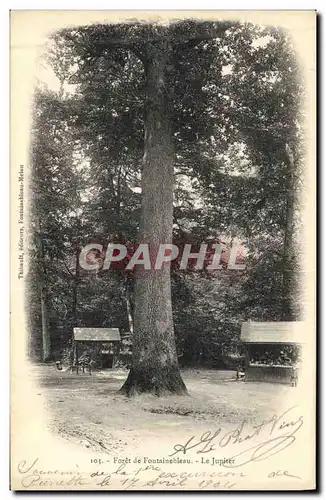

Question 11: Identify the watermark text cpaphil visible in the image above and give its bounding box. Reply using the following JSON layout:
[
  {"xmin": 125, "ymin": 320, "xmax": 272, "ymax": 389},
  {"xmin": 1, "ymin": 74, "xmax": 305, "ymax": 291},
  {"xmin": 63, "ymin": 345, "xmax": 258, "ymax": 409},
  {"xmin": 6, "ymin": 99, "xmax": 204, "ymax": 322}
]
[{"xmin": 78, "ymin": 241, "xmax": 246, "ymax": 272}]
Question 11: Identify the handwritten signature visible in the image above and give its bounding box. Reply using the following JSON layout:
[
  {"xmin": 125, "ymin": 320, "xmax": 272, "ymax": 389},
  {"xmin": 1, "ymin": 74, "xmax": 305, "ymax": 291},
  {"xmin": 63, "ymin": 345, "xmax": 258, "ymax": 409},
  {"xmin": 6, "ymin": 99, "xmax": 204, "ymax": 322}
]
[
  {"xmin": 170, "ymin": 406, "xmax": 304, "ymax": 467},
  {"xmin": 268, "ymin": 470, "xmax": 302, "ymax": 480}
]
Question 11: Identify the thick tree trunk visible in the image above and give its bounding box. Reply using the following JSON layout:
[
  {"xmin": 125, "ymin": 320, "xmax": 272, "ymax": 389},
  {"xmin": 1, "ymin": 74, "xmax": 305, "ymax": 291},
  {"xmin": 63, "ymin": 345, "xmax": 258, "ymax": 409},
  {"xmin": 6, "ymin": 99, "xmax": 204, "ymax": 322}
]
[
  {"xmin": 125, "ymin": 286, "xmax": 134, "ymax": 334},
  {"xmin": 40, "ymin": 285, "xmax": 51, "ymax": 361},
  {"xmin": 38, "ymin": 226, "xmax": 51, "ymax": 362},
  {"xmin": 72, "ymin": 248, "xmax": 80, "ymax": 364},
  {"xmin": 72, "ymin": 248, "xmax": 80, "ymax": 326},
  {"xmin": 120, "ymin": 41, "xmax": 187, "ymax": 396},
  {"xmin": 282, "ymin": 145, "xmax": 296, "ymax": 321}
]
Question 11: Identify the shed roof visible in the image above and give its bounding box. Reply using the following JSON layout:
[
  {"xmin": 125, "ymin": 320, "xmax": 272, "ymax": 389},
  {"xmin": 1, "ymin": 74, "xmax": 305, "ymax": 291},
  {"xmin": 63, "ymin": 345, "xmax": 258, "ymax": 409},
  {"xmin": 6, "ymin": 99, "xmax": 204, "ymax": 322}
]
[
  {"xmin": 240, "ymin": 322, "xmax": 305, "ymax": 344},
  {"xmin": 73, "ymin": 328, "xmax": 121, "ymax": 342}
]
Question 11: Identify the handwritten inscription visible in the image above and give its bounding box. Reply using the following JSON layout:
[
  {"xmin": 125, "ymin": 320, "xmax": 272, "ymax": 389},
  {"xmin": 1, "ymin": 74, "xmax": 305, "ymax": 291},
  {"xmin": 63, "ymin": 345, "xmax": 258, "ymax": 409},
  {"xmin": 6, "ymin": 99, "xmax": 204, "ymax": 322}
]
[
  {"xmin": 170, "ymin": 406, "xmax": 304, "ymax": 467},
  {"xmin": 17, "ymin": 458, "xmax": 89, "ymax": 488},
  {"xmin": 15, "ymin": 407, "xmax": 304, "ymax": 490},
  {"xmin": 16, "ymin": 457, "xmax": 303, "ymax": 490},
  {"xmin": 17, "ymin": 458, "xmax": 245, "ymax": 490}
]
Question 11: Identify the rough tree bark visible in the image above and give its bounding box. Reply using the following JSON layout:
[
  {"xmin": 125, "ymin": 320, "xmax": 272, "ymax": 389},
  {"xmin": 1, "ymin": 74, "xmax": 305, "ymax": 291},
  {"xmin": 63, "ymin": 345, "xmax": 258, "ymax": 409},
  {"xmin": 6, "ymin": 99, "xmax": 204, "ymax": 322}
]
[
  {"xmin": 40, "ymin": 284, "xmax": 51, "ymax": 361},
  {"xmin": 120, "ymin": 40, "xmax": 187, "ymax": 395},
  {"xmin": 72, "ymin": 247, "xmax": 80, "ymax": 326},
  {"xmin": 72, "ymin": 247, "xmax": 80, "ymax": 364},
  {"xmin": 125, "ymin": 284, "xmax": 134, "ymax": 334},
  {"xmin": 282, "ymin": 144, "xmax": 296, "ymax": 321},
  {"xmin": 38, "ymin": 225, "xmax": 51, "ymax": 362}
]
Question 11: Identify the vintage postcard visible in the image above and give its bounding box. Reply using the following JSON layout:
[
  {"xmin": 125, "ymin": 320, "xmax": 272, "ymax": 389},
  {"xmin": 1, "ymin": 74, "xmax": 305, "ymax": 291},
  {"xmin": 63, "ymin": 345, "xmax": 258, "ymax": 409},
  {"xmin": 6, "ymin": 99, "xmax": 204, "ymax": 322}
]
[{"xmin": 10, "ymin": 10, "xmax": 316, "ymax": 491}]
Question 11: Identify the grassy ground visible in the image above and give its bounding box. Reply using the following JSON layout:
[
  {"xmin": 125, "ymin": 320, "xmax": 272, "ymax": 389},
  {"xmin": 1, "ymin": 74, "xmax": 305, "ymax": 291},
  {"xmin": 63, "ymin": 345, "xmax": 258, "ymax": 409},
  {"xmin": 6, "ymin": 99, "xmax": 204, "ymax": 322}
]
[{"xmin": 30, "ymin": 363, "xmax": 299, "ymax": 458}]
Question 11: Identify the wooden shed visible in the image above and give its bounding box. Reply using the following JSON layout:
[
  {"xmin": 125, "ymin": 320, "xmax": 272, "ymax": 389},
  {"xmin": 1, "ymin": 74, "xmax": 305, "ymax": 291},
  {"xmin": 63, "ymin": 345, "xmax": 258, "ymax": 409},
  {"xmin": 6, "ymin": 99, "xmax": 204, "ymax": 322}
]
[
  {"xmin": 240, "ymin": 321, "xmax": 304, "ymax": 384},
  {"xmin": 73, "ymin": 327, "xmax": 121, "ymax": 369}
]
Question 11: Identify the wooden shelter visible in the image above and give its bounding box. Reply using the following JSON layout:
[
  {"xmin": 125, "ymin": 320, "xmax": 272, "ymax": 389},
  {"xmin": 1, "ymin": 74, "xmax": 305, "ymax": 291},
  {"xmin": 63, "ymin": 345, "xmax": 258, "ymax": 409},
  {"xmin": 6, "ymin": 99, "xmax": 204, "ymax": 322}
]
[
  {"xmin": 240, "ymin": 321, "xmax": 304, "ymax": 384},
  {"xmin": 73, "ymin": 328, "xmax": 121, "ymax": 369}
]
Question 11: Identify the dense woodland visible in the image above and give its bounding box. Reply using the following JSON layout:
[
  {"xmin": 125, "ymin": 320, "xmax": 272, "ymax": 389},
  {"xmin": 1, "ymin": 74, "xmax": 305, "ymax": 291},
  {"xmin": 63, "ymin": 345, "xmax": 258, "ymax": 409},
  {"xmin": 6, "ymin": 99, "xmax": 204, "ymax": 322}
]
[{"xmin": 27, "ymin": 20, "xmax": 304, "ymax": 394}]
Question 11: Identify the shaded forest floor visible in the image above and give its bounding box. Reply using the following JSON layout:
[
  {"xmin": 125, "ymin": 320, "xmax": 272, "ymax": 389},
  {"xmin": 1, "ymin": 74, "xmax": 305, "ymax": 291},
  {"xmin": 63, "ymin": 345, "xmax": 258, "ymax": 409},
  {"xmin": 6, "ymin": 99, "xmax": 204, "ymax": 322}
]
[{"xmin": 31, "ymin": 364, "xmax": 300, "ymax": 457}]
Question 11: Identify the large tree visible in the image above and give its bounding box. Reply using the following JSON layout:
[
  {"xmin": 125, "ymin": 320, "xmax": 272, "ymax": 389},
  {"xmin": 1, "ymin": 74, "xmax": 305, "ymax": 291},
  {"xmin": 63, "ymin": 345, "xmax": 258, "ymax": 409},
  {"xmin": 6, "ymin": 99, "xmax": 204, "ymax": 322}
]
[
  {"xmin": 59, "ymin": 21, "xmax": 234, "ymax": 395},
  {"xmin": 47, "ymin": 20, "xmax": 303, "ymax": 394}
]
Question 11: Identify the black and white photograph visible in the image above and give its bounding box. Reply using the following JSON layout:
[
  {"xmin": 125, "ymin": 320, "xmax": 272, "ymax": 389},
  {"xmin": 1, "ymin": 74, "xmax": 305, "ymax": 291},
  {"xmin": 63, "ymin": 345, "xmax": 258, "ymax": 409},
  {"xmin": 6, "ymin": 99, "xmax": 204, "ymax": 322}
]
[{"xmin": 10, "ymin": 10, "xmax": 316, "ymax": 491}]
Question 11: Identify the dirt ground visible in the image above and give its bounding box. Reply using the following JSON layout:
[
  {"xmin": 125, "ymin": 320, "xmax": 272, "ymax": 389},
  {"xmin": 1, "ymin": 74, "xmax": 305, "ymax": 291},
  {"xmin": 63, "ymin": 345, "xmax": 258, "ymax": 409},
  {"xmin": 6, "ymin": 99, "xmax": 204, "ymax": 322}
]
[{"xmin": 30, "ymin": 363, "xmax": 299, "ymax": 458}]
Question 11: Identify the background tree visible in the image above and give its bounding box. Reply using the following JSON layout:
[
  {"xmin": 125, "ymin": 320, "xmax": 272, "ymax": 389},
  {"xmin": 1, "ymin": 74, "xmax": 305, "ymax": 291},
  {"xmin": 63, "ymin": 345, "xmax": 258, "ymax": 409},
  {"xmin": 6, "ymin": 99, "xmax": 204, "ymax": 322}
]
[{"xmin": 27, "ymin": 88, "xmax": 84, "ymax": 360}]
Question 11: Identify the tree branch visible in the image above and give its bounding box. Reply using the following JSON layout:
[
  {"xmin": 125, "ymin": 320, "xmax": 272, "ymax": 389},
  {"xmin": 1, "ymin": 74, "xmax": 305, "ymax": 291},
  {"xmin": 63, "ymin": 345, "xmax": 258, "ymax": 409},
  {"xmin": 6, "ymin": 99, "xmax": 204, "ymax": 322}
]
[
  {"xmin": 63, "ymin": 21, "xmax": 233, "ymax": 63},
  {"xmin": 171, "ymin": 21, "xmax": 233, "ymax": 48},
  {"xmin": 63, "ymin": 261, "xmax": 75, "ymax": 277}
]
